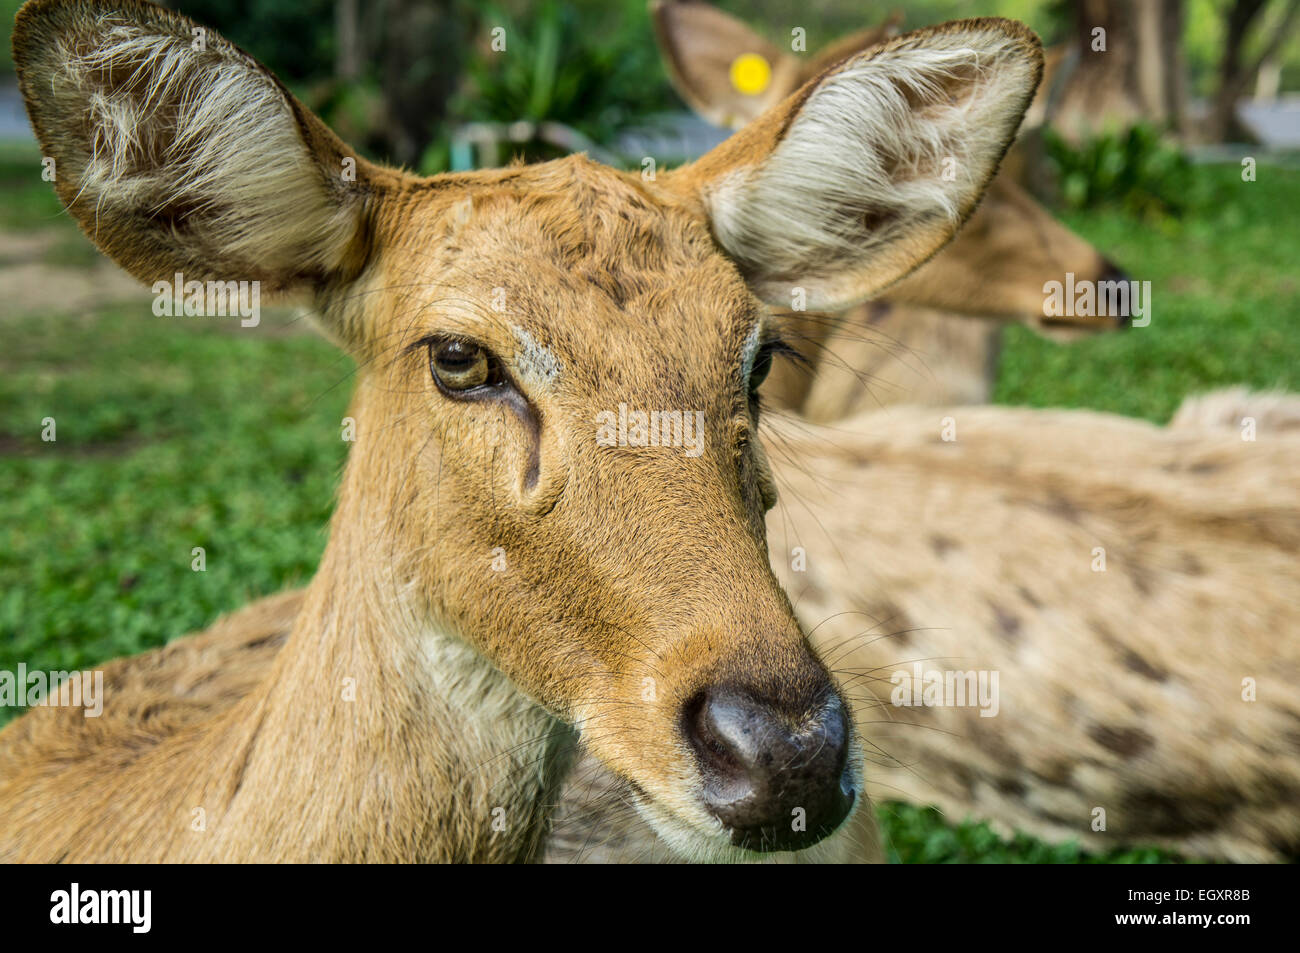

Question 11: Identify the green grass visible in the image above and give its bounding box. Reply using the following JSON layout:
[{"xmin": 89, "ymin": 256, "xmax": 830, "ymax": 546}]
[
  {"xmin": 881, "ymin": 805, "xmax": 1198, "ymax": 864},
  {"xmin": 996, "ymin": 163, "xmax": 1300, "ymax": 420},
  {"xmin": 0, "ymin": 142, "xmax": 66, "ymax": 229},
  {"xmin": 0, "ymin": 307, "xmax": 352, "ymax": 676},
  {"xmin": 2, "ymin": 154, "xmax": 1295, "ymax": 863}
]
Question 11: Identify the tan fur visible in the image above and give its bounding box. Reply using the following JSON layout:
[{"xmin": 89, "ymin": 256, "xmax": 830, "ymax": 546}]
[
  {"xmin": 3, "ymin": 0, "xmax": 1043, "ymax": 861},
  {"xmin": 1171, "ymin": 386, "xmax": 1300, "ymax": 436},
  {"xmin": 548, "ymin": 397, "xmax": 1300, "ymax": 862},
  {"xmin": 767, "ymin": 406, "xmax": 1300, "ymax": 862},
  {"xmin": 652, "ymin": 2, "xmax": 1120, "ymax": 416},
  {"xmin": 35, "ymin": 390, "xmax": 1294, "ymax": 864},
  {"xmin": 798, "ymin": 305, "xmax": 1003, "ymax": 416}
]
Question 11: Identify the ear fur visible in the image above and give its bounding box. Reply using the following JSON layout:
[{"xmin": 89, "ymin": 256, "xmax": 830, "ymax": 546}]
[
  {"xmin": 13, "ymin": 0, "xmax": 373, "ymax": 293},
  {"xmin": 666, "ymin": 18, "xmax": 1044, "ymax": 311}
]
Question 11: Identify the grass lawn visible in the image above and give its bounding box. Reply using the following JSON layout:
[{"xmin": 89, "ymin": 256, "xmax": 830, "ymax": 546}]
[
  {"xmin": 997, "ymin": 163, "xmax": 1300, "ymax": 419},
  {"xmin": 1, "ymin": 140, "xmax": 1296, "ymax": 862}
]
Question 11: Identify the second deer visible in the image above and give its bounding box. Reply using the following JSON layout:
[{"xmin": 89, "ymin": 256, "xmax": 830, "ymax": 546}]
[{"xmin": 652, "ymin": 0, "xmax": 1130, "ymax": 417}]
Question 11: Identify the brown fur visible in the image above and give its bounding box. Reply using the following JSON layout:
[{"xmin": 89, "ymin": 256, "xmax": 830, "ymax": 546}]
[
  {"xmin": 27, "ymin": 391, "xmax": 1294, "ymax": 864},
  {"xmin": 548, "ymin": 401, "xmax": 1300, "ymax": 862},
  {"xmin": 3, "ymin": 0, "xmax": 1043, "ymax": 861}
]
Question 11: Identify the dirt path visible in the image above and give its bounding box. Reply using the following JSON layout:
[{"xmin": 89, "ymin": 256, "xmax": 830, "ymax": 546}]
[
  {"xmin": 0, "ymin": 226, "xmax": 310, "ymax": 333},
  {"xmin": 0, "ymin": 229, "xmax": 146, "ymax": 318}
]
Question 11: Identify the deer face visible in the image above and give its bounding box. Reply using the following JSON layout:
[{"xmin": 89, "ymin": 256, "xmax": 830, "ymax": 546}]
[
  {"xmin": 887, "ymin": 174, "xmax": 1129, "ymax": 336},
  {"xmin": 16, "ymin": 0, "xmax": 1041, "ymax": 859},
  {"xmin": 358, "ymin": 164, "xmax": 859, "ymax": 856}
]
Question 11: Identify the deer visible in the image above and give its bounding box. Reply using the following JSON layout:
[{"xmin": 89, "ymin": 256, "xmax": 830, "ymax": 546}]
[
  {"xmin": 546, "ymin": 401, "xmax": 1300, "ymax": 863},
  {"xmin": 0, "ymin": 0, "xmax": 1045, "ymax": 861},
  {"xmin": 650, "ymin": 0, "xmax": 1130, "ymax": 419},
  {"xmin": 539, "ymin": 2, "xmax": 1300, "ymax": 865}
]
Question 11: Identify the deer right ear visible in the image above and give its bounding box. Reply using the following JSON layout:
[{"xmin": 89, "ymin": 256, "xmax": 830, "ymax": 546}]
[
  {"xmin": 651, "ymin": 0, "xmax": 800, "ymax": 129},
  {"xmin": 13, "ymin": 0, "xmax": 375, "ymax": 298},
  {"xmin": 665, "ymin": 18, "xmax": 1044, "ymax": 312}
]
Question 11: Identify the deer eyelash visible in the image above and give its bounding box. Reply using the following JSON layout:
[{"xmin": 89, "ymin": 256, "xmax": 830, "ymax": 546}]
[{"xmin": 761, "ymin": 336, "xmax": 807, "ymax": 370}]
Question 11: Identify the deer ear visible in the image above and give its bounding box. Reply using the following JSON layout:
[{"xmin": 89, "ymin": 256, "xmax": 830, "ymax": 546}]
[
  {"xmin": 667, "ymin": 18, "xmax": 1044, "ymax": 312},
  {"xmin": 13, "ymin": 0, "xmax": 372, "ymax": 295},
  {"xmin": 651, "ymin": 0, "xmax": 800, "ymax": 129}
]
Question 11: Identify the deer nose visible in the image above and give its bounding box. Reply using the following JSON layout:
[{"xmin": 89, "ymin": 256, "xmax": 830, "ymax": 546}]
[
  {"xmin": 1099, "ymin": 261, "xmax": 1134, "ymax": 327},
  {"xmin": 686, "ymin": 687, "xmax": 854, "ymax": 851}
]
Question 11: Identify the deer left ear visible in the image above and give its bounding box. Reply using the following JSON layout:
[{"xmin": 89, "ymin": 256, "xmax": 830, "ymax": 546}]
[
  {"xmin": 13, "ymin": 0, "xmax": 374, "ymax": 296},
  {"xmin": 666, "ymin": 18, "xmax": 1043, "ymax": 312},
  {"xmin": 651, "ymin": 0, "xmax": 800, "ymax": 129}
]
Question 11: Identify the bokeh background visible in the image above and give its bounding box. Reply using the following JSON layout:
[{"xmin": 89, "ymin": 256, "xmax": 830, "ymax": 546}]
[{"xmin": 1, "ymin": 0, "xmax": 1298, "ymax": 862}]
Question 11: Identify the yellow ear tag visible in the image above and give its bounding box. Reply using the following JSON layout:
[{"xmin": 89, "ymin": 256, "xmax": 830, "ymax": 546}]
[{"xmin": 729, "ymin": 53, "xmax": 772, "ymax": 96}]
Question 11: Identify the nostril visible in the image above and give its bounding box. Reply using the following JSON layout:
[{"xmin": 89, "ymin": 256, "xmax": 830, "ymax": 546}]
[
  {"xmin": 686, "ymin": 687, "xmax": 853, "ymax": 851},
  {"xmin": 685, "ymin": 690, "xmax": 755, "ymax": 801},
  {"xmin": 1098, "ymin": 260, "xmax": 1134, "ymax": 327},
  {"xmin": 1099, "ymin": 261, "xmax": 1133, "ymax": 285}
]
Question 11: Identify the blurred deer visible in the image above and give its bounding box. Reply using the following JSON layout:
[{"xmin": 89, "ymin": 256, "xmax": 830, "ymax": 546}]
[
  {"xmin": 651, "ymin": 0, "xmax": 1129, "ymax": 418},
  {"xmin": 0, "ymin": 0, "xmax": 1042, "ymax": 861}
]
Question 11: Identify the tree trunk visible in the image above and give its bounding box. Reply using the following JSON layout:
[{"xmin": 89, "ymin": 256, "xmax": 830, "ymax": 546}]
[
  {"xmin": 377, "ymin": 0, "xmax": 473, "ymax": 167},
  {"xmin": 336, "ymin": 0, "xmax": 361, "ymax": 82},
  {"xmin": 1204, "ymin": 0, "xmax": 1300, "ymax": 143},
  {"xmin": 1050, "ymin": 0, "xmax": 1187, "ymax": 142}
]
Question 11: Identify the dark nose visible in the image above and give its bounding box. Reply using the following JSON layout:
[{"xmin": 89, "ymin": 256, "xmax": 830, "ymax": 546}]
[
  {"xmin": 686, "ymin": 687, "xmax": 854, "ymax": 851},
  {"xmin": 1098, "ymin": 260, "xmax": 1134, "ymax": 327}
]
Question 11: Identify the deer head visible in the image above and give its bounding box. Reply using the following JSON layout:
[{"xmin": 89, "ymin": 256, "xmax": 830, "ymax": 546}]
[
  {"xmin": 15, "ymin": 0, "xmax": 1042, "ymax": 859},
  {"xmin": 652, "ymin": 0, "xmax": 1128, "ymax": 337}
]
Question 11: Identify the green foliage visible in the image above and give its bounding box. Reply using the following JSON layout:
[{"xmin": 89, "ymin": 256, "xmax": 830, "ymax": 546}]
[
  {"xmin": 443, "ymin": 1, "xmax": 676, "ymax": 165},
  {"xmin": 307, "ymin": 73, "xmax": 390, "ymax": 164},
  {"xmin": 1044, "ymin": 124, "xmax": 1201, "ymax": 220},
  {"xmin": 997, "ymin": 162, "xmax": 1300, "ymax": 421},
  {"xmin": 1184, "ymin": 0, "xmax": 1300, "ymax": 97},
  {"xmin": 880, "ymin": 805, "xmax": 1188, "ymax": 863},
  {"xmin": 0, "ymin": 307, "xmax": 350, "ymax": 693},
  {"xmin": 0, "ymin": 143, "xmax": 64, "ymax": 227},
  {"xmin": 1, "ymin": 0, "xmax": 27, "ymax": 75},
  {"xmin": 160, "ymin": 0, "xmax": 337, "ymax": 83}
]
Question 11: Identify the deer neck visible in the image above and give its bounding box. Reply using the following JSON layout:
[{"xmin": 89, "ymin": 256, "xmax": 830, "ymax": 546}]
[{"xmin": 206, "ymin": 482, "xmax": 577, "ymax": 862}]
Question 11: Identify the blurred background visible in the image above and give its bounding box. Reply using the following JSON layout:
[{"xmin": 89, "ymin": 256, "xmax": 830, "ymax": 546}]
[
  {"xmin": 6, "ymin": 0, "xmax": 1298, "ymax": 169},
  {"xmin": 1, "ymin": 0, "xmax": 1298, "ymax": 862}
]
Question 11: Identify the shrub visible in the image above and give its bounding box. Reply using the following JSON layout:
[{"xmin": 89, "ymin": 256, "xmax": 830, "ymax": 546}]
[{"xmin": 1043, "ymin": 123, "xmax": 1199, "ymax": 220}]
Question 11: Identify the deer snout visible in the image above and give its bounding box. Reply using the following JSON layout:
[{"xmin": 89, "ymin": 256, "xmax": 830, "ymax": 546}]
[
  {"xmin": 1100, "ymin": 261, "xmax": 1135, "ymax": 327},
  {"xmin": 685, "ymin": 687, "xmax": 855, "ymax": 851}
]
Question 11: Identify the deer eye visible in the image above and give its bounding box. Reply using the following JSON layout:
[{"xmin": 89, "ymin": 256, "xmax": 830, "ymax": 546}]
[
  {"xmin": 748, "ymin": 337, "xmax": 798, "ymax": 397},
  {"xmin": 749, "ymin": 345, "xmax": 775, "ymax": 394},
  {"xmin": 429, "ymin": 338, "xmax": 492, "ymax": 392}
]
